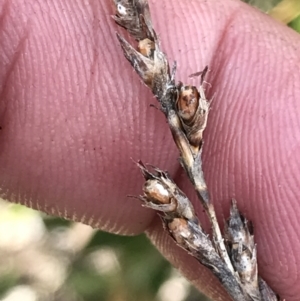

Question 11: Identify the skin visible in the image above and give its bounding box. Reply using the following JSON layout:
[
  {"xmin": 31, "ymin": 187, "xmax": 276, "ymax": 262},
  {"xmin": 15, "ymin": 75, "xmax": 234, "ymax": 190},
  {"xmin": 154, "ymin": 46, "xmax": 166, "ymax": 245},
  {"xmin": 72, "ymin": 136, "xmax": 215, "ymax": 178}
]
[{"xmin": 0, "ymin": 0, "xmax": 299, "ymax": 300}]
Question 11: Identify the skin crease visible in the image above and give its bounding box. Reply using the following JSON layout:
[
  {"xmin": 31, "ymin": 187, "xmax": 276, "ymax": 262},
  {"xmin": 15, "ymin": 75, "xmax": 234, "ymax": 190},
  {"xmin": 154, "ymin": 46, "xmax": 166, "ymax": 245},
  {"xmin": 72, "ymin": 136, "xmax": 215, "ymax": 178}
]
[{"xmin": 0, "ymin": 0, "xmax": 300, "ymax": 299}]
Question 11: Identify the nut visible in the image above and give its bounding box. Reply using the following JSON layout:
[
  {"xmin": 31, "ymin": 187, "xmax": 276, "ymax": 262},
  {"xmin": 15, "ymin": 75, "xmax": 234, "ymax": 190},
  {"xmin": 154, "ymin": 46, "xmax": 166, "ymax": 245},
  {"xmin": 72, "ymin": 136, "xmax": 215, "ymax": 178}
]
[{"xmin": 177, "ymin": 85, "xmax": 200, "ymax": 124}]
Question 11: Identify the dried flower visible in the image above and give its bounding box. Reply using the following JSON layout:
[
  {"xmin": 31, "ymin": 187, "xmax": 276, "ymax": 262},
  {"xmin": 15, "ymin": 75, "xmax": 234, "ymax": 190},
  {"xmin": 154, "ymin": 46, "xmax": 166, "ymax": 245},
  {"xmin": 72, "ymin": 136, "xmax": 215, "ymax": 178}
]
[
  {"xmin": 112, "ymin": 1, "xmax": 281, "ymax": 300},
  {"xmin": 225, "ymin": 200, "xmax": 260, "ymax": 299},
  {"xmin": 176, "ymin": 76, "xmax": 210, "ymax": 148},
  {"xmin": 112, "ymin": 0, "xmax": 153, "ymax": 41},
  {"xmin": 138, "ymin": 162, "xmax": 196, "ymax": 221}
]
